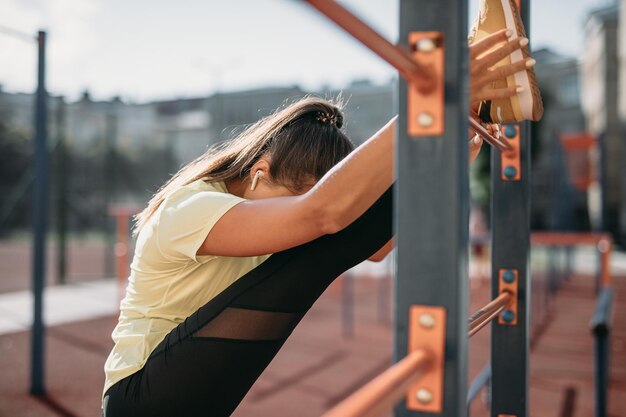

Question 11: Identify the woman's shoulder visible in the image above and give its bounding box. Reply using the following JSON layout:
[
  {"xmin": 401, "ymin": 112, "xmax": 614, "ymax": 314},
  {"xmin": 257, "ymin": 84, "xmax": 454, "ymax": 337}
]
[{"xmin": 165, "ymin": 179, "xmax": 232, "ymax": 205}]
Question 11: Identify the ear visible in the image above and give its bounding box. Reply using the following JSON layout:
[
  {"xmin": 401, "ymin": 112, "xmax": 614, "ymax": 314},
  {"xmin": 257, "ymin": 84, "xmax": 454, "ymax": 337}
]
[{"xmin": 248, "ymin": 157, "xmax": 271, "ymax": 183}]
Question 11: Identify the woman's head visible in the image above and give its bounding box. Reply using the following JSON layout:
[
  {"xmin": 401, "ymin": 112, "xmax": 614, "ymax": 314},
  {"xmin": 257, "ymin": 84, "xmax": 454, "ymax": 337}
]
[
  {"xmin": 134, "ymin": 96, "xmax": 353, "ymax": 233},
  {"xmin": 221, "ymin": 96, "xmax": 353, "ymax": 197}
]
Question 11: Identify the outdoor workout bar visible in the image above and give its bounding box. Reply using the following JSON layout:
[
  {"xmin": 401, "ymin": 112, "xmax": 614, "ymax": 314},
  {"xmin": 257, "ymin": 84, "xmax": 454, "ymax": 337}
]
[
  {"xmin": 468, "ymin": 291, "xmax": 512, "ymax": 337},
  {"xmin": 304, "ymin": 0, "xmax": 513, "ymax": 152},
  {"xmin": 322, "ymin": 293, "xmax": 513, "ymax": 417},
  {"xmin": 321, "ymin": 349, "xmax": 430, "ymax": 417}
]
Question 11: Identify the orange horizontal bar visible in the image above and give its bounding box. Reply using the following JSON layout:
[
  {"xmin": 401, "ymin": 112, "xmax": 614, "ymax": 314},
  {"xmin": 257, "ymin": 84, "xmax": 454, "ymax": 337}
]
[
  {"xmin": 560, "ymin": 133, "xmax": 596, "ymax": 150},
  {"xmin": 468, "ymin": 292, "xmax": 512, "ymax": 337},
  {"xmin": 468, "ymin": 117, "xmax": 513, "ymax": 152},
  {"xmin": 305, "ymin": 0, "xmax": 432, "ymax": 91},
  {"xmin": 108, "ymin": 204, "xmax": 143, "ymax": 217},
  {"xmin": 531, "ymin": 232, "xmax": 612, "ymax": 247},
  {"xmin": 305, "ymin": 0, "xmax": 506, "ymax": 149},
  {"xmin": 321, "ymin": 349, "xmax": 430, "ymax": 417}
]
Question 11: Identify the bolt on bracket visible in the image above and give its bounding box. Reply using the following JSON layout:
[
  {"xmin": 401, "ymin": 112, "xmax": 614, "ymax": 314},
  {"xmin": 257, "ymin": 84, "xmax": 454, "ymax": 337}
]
[
  {"xmin": 500, "ymin": 124, "xmax": 521, "ymax": 181},
  {"xmin": 407, "ymin": 305, "xmax": 446, "ymax": 412},
  {"xmin": 408, "ymin": 32, "xmax": 444, "ymax": 137},
  {"xmin": 498, "ymin": 269, "xmax": 519, "ymax": 326}
]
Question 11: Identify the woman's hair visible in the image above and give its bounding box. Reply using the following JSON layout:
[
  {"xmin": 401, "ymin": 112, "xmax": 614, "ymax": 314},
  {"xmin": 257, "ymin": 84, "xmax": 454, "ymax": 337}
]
[{"xmin": 133, "ymin": 96, "xmax": 354, "ymax": 234}]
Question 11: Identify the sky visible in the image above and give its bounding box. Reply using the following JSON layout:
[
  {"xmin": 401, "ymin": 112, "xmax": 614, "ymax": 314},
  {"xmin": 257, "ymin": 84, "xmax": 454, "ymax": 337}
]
[{"xmin": 0, "ymin": 0, "xmax": 615, "ymax": 103}]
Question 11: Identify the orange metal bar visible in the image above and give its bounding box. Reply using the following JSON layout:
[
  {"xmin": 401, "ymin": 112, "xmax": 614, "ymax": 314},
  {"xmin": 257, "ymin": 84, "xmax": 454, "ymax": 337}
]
[
  {"xmin": 304, "ymin": 0, "xmax": 506, "ymax": 149},
  {"xmin": 109, "ymin": 204, "xmax": 141, "ymax": 299},
  {"xmin": 530, "ymin": 232, "xmax": 611, "ymax": 246},
  {"xmin": 468, "ymin": 291, "xmax": 512, "ymax": 337},
  {"xmin": 322, "ymin": 306, "xmax": 445, "ymax": 417},
  {"xmin": 114, "ymin": 213, "xmax": 130, "ymax": 287},
  {"xmin": 469, "ymin": 117, "xmax": 513, "ymax": 151},
  {"xmin": 560, "ymin": 133, "xmax": 596, "ymax": 151},
  {"xmin": 321, "ymin": 349, "xmax": 430, "ymax": 417},
  {"xmin": 598, "ymin": 238, "xmax": 613, "ymax": 287},
  {"xmin": 305, "ymin": 0, "xmax": 433, "ymax": 92}
]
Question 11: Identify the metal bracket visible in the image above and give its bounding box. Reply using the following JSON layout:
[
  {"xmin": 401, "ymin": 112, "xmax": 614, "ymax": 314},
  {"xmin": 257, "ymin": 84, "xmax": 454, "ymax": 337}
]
[
  {"xmin": 408, "ymin": 32, "xmax": 445, "ymax": 137},
  {"xmin": 500, "ymin": 125, "xmax": 521, "ymax": 181},
  {"xmin": 407, "ymin": 305, "xmax": 446, "ymax": 413},
  {"xmin": 498, "ymin": 269, "xmax": 518, "ymax": 326}
]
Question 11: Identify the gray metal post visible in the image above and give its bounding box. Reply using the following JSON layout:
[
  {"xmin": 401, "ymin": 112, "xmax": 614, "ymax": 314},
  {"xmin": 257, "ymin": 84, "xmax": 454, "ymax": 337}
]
[
  {"xmin": 591, "ymin": 286, "xmax": 614, "ymax": 417},
  {"xmin": 490, "ymin": 2, "xmax": 532, "ymax": 415},
  {"xmin": 395, "ymin": 0, "xmax": 469, "ymax": 416},
  {"xmin": 31, "ymin": 30, "xmax": 48, "ymax": 396},
  {"xmin": 341, "ymin": 272, "xmax": 354, "ymax": 338},
  {"xmin": 56, "ymin": 96, "xmax": 68, "ymax": 284}
]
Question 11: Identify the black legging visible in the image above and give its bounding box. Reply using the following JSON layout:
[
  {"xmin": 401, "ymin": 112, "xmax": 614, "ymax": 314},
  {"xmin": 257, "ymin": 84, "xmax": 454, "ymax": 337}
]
[{"xmin": 103, "ymin": 187, "xmax": 393, "ymax": 417}]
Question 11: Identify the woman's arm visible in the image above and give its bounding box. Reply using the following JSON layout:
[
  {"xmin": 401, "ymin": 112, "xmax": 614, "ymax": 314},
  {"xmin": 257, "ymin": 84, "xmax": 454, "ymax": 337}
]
[
  {"xmin": 200, "ymin": 29, "xmax": 529, "ymax": 258},
  {"xmin": 199, "ymin": 116, "xmax": 396, "ymax": 257},
  {"xmin": 366, "ymin": 123, "xmax": 485, "ymax": 263}
]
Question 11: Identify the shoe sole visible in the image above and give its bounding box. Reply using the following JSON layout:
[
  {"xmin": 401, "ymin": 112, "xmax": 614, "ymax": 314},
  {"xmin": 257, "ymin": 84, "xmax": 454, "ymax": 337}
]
[{"xmin": 500, "ymin": 0, "xmax": 543, "ymax": 121}]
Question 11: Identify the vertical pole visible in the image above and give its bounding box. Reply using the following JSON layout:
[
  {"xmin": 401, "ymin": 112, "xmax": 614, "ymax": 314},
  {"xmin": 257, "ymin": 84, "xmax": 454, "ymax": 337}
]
[
  {"xmin": 56, "ymin": 96, "xmax": 67, "ymax": 284},
  {"xmin": 377, "ymin": 270, "xmax": 390, "ymax": 324},
  {"xmin": 594, "ymin": 333, "xmax": 608, "ymax": 417},
  {"xmin": 31, "ymin": 29, "xmax": 47, "ymax": 396},
  {"xmin": 395, "ymin": 0, "xmax": 469, "ymax": 416},
  {"xmin": 490, "ymin": 1, "xmax": 531, "ymax": 415},
  {"xmin": 341, "ymin": 272, "xmax": 354, "ymax": 338},
  {"xmin": 104, "ymin": 111, "xmax": 118, "ymax": 277},
  {"xmin": 114, "ymin": 211, "xmax": 130, "ymax": 300}
]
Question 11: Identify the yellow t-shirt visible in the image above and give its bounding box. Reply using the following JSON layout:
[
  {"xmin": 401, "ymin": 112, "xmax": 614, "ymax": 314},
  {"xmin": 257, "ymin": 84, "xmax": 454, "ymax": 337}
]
[{"xmin": 103, "ymin": 179, "xmax": 270, "ymax": 400}]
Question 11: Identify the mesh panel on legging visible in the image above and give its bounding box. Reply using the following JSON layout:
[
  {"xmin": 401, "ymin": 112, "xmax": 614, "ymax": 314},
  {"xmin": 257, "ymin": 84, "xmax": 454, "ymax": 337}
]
[{"xmin": 192, "ymin": 307, "xmax": 299, "ymax": 341}]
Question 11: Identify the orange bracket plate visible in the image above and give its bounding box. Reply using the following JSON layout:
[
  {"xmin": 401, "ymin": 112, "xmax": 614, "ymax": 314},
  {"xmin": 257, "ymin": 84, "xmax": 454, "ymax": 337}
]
[
  {"xmin": 500, "ymin": 125, "xmax": 521, "ymax": 181},
  {"xmin": 408, "ymin": 32, "xmax": 444, "ymax": 137},
  {"xmin": 407, "ymin": 305, "xmax": 446, "ymax": 413},
  {"xmin": 498, "ymin": 269, "xmax": 518, "ymax": 326}
]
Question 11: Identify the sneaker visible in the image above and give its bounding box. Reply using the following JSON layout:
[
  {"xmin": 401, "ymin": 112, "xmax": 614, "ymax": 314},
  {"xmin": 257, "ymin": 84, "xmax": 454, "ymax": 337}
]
[{"xmin": 468, "ymin": 0, "xmax": 543, "ymax": 123}]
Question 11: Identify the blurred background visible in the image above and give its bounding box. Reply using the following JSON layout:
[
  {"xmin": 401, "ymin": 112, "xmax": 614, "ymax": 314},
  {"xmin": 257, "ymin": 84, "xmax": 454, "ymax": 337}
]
[{"xmin": 0, "ymin": 0, "xmax": 624, "ymax": 416}]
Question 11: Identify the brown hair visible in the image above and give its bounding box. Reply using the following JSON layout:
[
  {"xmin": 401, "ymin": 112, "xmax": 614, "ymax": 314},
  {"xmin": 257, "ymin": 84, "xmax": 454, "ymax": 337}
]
[{"xmin": 133, "ymin": 96, "xmax": 353, "ymax": 234}]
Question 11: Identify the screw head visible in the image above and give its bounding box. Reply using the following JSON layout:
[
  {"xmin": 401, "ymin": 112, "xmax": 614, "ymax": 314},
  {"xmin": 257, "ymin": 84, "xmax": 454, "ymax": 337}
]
[
  {"xmin": 502, "ymin": 270, "xmax": 516, "ymax": 283},
  {"xmin": 503, "ymin": 166, "xmax": 517, "ymax": 179},
  {"xmin": 418, "ymin": 313, "xmax": 436, "ymax": 329},
  {"xmin": 417, "ymin": 112, "xmax": 434, "ymax": 127},
  {"xmin": 504, "ymin": 125, "xmax": 517, "ymax": 139},
  {"xmin": 415, "ymin": 38, "xmax": 436, "ymax": 53},
  {"xmin": 416, "ymin": 388, "xmax": 433, "ymax": 404},
  {"xmin": 501, "ymin": 309, "xmax": 515, "ymax": 323}
]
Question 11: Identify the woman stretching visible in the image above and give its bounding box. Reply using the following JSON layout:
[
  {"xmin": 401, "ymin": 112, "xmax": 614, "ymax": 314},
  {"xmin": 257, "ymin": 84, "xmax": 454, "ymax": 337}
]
[{"xmin": 102, "ymin": 29, "xmax": 533, "ymax": 417}]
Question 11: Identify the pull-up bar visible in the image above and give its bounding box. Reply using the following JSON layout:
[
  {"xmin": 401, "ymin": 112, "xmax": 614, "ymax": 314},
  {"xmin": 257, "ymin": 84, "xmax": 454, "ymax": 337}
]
[
  {"xmin": 304, "ymin": 0, "xmax": 513, "ymax": 152},
  {"xmin": 306, "ymin": 0, "xmax": 434, "ymax": 92},
  {"xmin": 321, "ymin": 289, "xmax": 516, "ymax": 417},
  {"xmin": 321, "ymin": 349, "xmax": 430, "ymax": 417},
  {"xmin": 468, "ymin": 291, "xmax": 512, "ymax": 337}
]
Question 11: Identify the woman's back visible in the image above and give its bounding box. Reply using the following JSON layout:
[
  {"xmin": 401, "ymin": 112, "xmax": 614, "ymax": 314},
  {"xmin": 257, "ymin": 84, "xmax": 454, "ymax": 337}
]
[{"xmin": 103, "ymin": 179, "xmax": 270, "ymax": 398}]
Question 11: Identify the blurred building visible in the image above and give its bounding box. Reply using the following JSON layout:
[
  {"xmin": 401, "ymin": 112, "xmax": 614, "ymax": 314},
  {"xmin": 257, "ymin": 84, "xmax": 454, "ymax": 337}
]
[
  {"xmin": 532, "ymin": 48, "xmax": 587, "ymax": 230},
  {"xmin": 0, "ymin": 81, "xmax": 394, "ymax": 162},
  {"xmin": 581, "ymin": 3, "xmax": 622, "ymax": 242},
  {"xmin": 0, "ymin": 80, "xmax": 394, "ymax": 215}
]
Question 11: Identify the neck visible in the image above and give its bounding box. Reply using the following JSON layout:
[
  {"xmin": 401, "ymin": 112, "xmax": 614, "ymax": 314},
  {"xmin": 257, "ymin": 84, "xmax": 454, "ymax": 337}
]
[{"xmin": 225, "ymin": 178, "xmax": 247, "ymax": 197}]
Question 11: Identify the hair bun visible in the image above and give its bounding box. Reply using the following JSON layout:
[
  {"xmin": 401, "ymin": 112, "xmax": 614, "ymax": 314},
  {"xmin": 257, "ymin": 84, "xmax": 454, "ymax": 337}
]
[{"xmin": 316, "ymin": 111, "xmax": 342, "ymax": 128}]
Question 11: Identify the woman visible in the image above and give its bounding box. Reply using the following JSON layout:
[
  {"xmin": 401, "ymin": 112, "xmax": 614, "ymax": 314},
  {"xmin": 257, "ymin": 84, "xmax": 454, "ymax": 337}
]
[{"xmin": 102, "ymin": 29, "xmax": 531, "ymax": 417}]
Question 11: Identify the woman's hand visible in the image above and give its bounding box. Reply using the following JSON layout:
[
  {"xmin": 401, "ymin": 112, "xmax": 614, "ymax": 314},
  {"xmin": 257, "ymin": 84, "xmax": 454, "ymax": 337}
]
[
  {"xmin": 469, "ymin": 28, "xmax": 535, "ymax": 111},
  {"xmin": 467, "ymin": 28, "xmax": 533, "ymax": 162}
]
